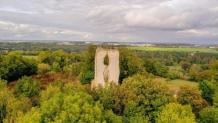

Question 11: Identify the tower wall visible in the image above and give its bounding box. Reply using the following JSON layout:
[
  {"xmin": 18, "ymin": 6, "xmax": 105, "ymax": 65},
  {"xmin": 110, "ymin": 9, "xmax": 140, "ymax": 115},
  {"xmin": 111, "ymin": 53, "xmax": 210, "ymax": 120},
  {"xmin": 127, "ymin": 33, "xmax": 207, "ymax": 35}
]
[{"xmin": 91, "ymin": 47, "xmax": 119, "ymax": 88}]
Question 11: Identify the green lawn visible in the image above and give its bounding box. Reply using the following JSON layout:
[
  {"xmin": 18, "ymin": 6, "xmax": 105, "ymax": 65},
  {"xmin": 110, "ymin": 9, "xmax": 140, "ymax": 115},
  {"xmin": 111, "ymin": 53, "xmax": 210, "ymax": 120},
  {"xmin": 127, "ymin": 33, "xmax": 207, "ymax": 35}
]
[
  {"xmin": 23, "ymin": 55, "xmax": 38, "ymax": 59},
  {"xmin": 129, "ymin": 46, "xmax": 218, "ymax": 54},
  {"xmin": 166, "ymin": 79, "xmax": 198, "ymax": 88},
  {"xmin": 155, "ymin": 78, "xmax": 198, "ymax": 89}
]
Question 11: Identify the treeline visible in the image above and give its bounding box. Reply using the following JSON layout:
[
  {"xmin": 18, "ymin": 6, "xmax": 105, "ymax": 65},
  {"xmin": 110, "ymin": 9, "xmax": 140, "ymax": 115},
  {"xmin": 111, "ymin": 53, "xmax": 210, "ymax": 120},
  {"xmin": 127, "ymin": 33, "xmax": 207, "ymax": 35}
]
[{"xmin": 0, "ymin": 46, "xmax": 218, "ymax": 123}]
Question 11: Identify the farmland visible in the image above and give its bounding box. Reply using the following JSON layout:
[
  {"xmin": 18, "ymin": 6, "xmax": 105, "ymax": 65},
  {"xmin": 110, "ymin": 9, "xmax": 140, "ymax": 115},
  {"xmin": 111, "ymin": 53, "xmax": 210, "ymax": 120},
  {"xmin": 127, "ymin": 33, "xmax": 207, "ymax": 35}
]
[{"xmin": 129, "ymin": 46, "xmax": 218, "ymax": 54}]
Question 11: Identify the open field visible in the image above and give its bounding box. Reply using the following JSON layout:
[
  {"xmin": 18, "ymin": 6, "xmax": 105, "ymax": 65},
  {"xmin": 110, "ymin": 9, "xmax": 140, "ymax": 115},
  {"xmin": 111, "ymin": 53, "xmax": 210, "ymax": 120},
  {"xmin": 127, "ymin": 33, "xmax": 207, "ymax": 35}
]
[
  {"xmin": 154, "ymin": 78, "xmax": 199, "ymax": 96},
  {"xmin": 155, "ymin": 78, "xmax": 198, "ymax": 88},
  {"xmin": 154, "ymin": 78, "xmax": 199, "ymax": 97},
  {"xmin": 129, "ymin": 46, "xmax": 218, "ymax": 53}
]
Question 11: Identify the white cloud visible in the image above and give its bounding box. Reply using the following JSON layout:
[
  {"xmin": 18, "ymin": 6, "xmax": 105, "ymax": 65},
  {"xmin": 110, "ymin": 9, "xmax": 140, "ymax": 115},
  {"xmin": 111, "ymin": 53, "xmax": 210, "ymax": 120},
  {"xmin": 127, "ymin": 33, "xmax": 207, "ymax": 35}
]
[
  {"xmin": 0, "ymin": 0, "xmax": 217, "ymax": 43},
  {"xmin": 0, "ymin": 20, "xmax": 94, "ymax": 40}
]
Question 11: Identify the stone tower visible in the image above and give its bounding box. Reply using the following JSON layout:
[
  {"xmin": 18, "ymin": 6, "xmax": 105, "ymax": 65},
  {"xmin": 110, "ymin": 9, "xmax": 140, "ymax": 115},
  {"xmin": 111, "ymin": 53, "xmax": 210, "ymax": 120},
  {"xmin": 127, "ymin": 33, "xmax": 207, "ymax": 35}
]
[{"xmin": 91, "ymin": 47, "xmax": 120, "ymax": 88}]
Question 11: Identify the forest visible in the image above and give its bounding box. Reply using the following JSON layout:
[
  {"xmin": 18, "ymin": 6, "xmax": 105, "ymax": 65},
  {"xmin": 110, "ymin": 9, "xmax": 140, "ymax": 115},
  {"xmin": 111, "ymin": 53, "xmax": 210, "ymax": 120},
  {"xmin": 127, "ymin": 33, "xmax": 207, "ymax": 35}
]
[{"xmin": 0, "ymin": 45, "xmax": 218, "ymax": 123}]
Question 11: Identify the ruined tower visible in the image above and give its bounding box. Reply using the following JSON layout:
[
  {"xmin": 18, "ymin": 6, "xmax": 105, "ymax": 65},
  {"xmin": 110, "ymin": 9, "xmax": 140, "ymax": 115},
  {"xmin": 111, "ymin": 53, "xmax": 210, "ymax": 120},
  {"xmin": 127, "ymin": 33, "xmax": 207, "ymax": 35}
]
[{"xmin": 91, "ymin": 47, "xmax": 120, "ymax": 88}]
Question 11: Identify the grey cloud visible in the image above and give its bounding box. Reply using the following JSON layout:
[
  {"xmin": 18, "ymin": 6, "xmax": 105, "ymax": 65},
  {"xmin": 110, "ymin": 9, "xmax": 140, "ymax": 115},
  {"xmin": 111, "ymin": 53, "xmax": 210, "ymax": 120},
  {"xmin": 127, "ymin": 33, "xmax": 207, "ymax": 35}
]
[{"xmin": 0, "ymin": 0, "xmax": 217, "ymax": 43}]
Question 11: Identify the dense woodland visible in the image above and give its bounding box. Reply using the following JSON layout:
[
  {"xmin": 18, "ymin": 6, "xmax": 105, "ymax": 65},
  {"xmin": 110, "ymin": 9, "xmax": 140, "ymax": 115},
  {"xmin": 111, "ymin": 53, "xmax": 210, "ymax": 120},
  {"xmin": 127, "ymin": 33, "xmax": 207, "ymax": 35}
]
[{"xmin": 0, "ymin": 45, "xmax": 218, "ymax": 123}]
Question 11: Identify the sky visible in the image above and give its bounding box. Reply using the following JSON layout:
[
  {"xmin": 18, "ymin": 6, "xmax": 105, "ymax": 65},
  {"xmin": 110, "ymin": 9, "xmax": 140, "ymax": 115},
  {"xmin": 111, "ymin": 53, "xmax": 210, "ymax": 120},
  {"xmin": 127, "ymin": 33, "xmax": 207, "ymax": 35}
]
[{"xmin": 0, "ymin": 0, "xmax": 218, "ymax": 44}]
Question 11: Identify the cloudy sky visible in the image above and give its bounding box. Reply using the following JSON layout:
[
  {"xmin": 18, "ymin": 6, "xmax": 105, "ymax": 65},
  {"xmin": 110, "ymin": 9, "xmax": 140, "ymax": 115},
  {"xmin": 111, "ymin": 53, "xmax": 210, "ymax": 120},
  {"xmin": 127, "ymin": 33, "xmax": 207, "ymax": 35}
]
[{"xmin": 0, "ymin": 0, "xmax": 218, "ymax": 44}]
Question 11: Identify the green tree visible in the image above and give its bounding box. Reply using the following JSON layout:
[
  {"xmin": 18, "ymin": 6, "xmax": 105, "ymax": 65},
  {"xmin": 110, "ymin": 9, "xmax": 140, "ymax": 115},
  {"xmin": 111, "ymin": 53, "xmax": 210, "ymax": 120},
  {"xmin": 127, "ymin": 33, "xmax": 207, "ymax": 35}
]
[
  {"xmin": 0, "ymin": 54, "xmax": 37, "ymax": 82},
  {"xmin": 51, "ymin": 62, "xmax": 61, "ymax": 72},
  {"xmin": 97, "ymin": 84, "xmax": 125, "ymax": 115},
  {"xmin": 15, "ymin": 76, "xmax": 40, "ymax": 98},
  {"xmin": 143, "ymin": 59, "xmax": 169, "ymax": 78},
  {"xmin": 104, "ymin": 110, "xmax": 123, "ymax": 123},
  {"xmin": 63, "ymin": 63, "xmax": 81, "ymax": 76},
  {"xmin": 17, "ymin": 83, "xmax": 113, "ymax": 123},
  {"xmin": 121, "ymin": 74, "xmax": 172, "ymax": 121},
  {"xmin": 79, "ymin": 45, "xmax": 96, "ymax": 84},
  {"xmin": 199, "ymin": 80, "xmax": 216, "ymax": 104},
  {"xmin": 157, "ymin": 103, "xmax": 196, "ymax": 123},
  {"xmin": 0, "ymin": 81, "xmax": 31, "ymax": 123},
  {"xmin": 119, "ymin": 48, "xmax": 144, "ymax": 82},
  {"xmin": 199, "ymin": 107, "xmax": 218, "ymax": 123},
  {"xmin": 79, "ymin": 71, "xmax": 94, "ymax": 84},
  {"xmin": 37, "ymin": 63, "xmax": 50, "ymax": 75}
]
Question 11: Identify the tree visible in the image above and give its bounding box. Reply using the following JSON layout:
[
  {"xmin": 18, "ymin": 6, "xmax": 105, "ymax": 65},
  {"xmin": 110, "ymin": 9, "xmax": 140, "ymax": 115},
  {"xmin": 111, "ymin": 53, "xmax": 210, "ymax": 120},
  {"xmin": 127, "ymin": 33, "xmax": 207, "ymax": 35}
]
[
  {"xmin": 199, "ymin": 80, "xmax": 216, "ymax": 104},
  {"xmin": 0, "ymin": 80, "xmax": 31, "ymax": 123},
  {"xmin": 177, "ymin": 85, "xmax": 208, "ymax": 115},
  {"xmin": 16, "ymin": 83, "xmax": 115, "ymax": 123},
  {"xmin": 79, "ymin": 45, "xmax": 96, "ymax": 84},
  {"xmin": 63, "ymin": 63, "xmax": 81, "ymax": 76},
  {"xmin": 15, "ymin": 76, "xmax": 40, "ymax": 98},
  {"xmin": 157, "ymin": 103, "xmax": 196, "ymax": 123},
  {"xmin": 51, "ymin": 62, "xmax": 61, "ymax": 72},
  {"xmin": 0, "ymin": 54, "xmax": 37, "ymax": 82},
  {"xmin": 180, "ymin": 61, "xmax": 191, "ymax": 71},
  {"xmin": 143, "ymin": 59, "xmax": 169, "ymax": 78},
  {"xmin": 97, "ymin": 84, "xmax": 125, "ymax": 115},
  {"xmin": 37, "ymin": 63, "xmax": 50, "ymax": 75},
  {"xmin": 0, "ymin": 80, "xmax": 7, "ymax": 123},
  {"xmin": 104, "ymin": 110, "xmax": 123, "ymax": 123},
  {"xmin": 189, "ymin": 64, "xmax": 202, "ymax": 81},
  {"xmin": 119, "ymin": 48, "xmax": 144, "ymax": 82},
  {"xmin": 79, "ymin": 71, "xmax": 94, "ymax": 84},
  {"xmin": 199, "ymin": 107, "xmax": 218, "ymax": 123},
  {"xmin": 121, "ymin": 74, "xmax": 172, "ymax": 121}
]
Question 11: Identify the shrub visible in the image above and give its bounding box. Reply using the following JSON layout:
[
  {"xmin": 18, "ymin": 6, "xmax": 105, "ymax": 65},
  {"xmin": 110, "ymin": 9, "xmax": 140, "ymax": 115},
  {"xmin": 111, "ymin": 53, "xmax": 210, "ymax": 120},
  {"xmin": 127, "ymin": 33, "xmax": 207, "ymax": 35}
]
[
  {"xmin": 37, "ymin": 63, "xmax": 50, "ymax": 75},
  {"xmin": 97, "ymin": 74, "xmax": 173, "ymax": 122},
  {"xmin": 199, "ymin": 80, "xmax": 216, "ymax": 104},
  {"xmin": 51, "ymin": 62, "xmax": 61, "ymax": 72},
  {"xmin": 79, "ymin": 71, "xmax": 94, "ymax": 84},
  {"xmin": 157, "ymin": 103, "xmax": 196, "ymax": 123},
  {"xmin": 63, "ymin": 63, "xmax": 81, "ymax": 76},
  {"xmin": 121, "ymin": 75, "xmax": 172, "ymax": 121},
  {"xmin": 17, "ymin": 83, "xmax": 108, "ymax": 123},
  {"xmin": 177, "ymin": 85, "xmax": 208, "ymax": 115},
  {"xmin": 0, "ymin": 55, "xmax": 37, "ymax": 82},
  {"xmin": 199, "ymin": 107, "xmax": 218, "ymax": 123},
  {"xmin": 15, "ymin": 76, "xmax": 40, "ymax": 98}
]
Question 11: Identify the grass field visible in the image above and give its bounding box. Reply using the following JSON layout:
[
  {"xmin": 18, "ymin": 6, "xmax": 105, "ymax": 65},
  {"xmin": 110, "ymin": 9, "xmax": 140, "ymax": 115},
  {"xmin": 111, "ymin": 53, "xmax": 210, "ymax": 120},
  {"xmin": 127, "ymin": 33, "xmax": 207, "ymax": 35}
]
[
  {"xmin": 155, "ymin": 78, "xmax": 198, "ymax": 88},
  {"xmin": 129, "ymin": 46, "xmax": 218, "ymax": 54},
  {"xmin": 23, "ymin": 55, "xmax": 38, "ymax": 59},
  {"xmin": 166, "ymin": 79, "xmax": 198, "ymax": 88},
  {"xmin": 154, "ymin": 78, "xmax": 199, "ymax": 95}
]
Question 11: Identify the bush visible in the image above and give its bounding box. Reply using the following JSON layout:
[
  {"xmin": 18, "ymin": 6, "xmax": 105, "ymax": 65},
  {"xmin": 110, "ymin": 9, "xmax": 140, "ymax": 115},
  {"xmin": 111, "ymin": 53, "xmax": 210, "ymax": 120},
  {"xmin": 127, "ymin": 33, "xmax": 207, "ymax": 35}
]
[
  {"xmin": 79, "ymin": 45, "xmax": 96, "ymax": 84},
  {"xmin": 51, "ymin": 62, "xmax": 61, "ymax": 72},
  {"xmin": 97, "ymin": 74, "xmax": 173, "ymax": 122},
  {"xmin": 199, "ymin": 80, "xmax": 216, "ymax": 104},
  {"xmin": 199, "ymin": 107, "xmax": 218, "ymax": 123},
  {"xmin": 119, "ymin": 48, "xmax": 144, "ymax": 82},
  {"xmin": 0, "ymin": 81, "xmax": 32, "ymax": 123},
  {"xmin": 17, "ymin": 83, "xmax": 109, "ymax": 123},
  {"xmin": 121, "ymin": 75, "xmax": 172, "ymax": 121},
  {"xmin": 0, "ymin": 55, "xmax": 37, "ymax": 82},
  {"xmin": 177, "ymin": 85, "xmax": 208, "ymax": 115},
  {"xmin": 157, "ymin": 103, "xmax": 196, "ymax": 123},
  {"xmin": 15, "ymin": 76, "xmax": 40, "ymax": 98},
  {"xmin": 37, "ymin": 63, "xmax": 50, "ymax": 75},
  {"xmin": 0, "ymin": 79, "xmax": 7, "ymax": 89},
  {"xmin": 143, "ymin": 59, "xmax": 169, "ymax": 78},
  {"xmin": 79, "ymin": 71, "xmax": 94, "ymax": 84},
  {"xmin": 63, "ymin": 63, "xmax": 81, "ymax": 76}
]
